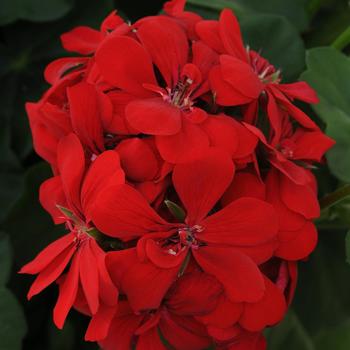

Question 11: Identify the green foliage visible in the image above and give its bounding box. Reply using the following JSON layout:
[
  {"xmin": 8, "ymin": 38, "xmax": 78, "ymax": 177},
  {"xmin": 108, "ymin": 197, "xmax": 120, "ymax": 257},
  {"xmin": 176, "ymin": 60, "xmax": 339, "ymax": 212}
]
[
  {"xmin": 240, "ymin": 14, "xmax": 305, "ymax": 81},
  {"xmin": 0, "ymin": 288, "xmax": 27, "ymax": 350},
  {"xmin": 187, "ymin": 0, "xmax": 309, "ymax": 31},
  {"xmin": 0, "ymin": 232, "xmax": 12, "ymax": 286},
  {"xmin": 301, "ymin": 47, "xmax": 350, "ymax": 182},
  {"xmin": 0, "ymin": 0, "xmax": 75, "ymax": 25},
  {"xmin": 266, "ymin": 311, "xmax": 315, "ymax": 350}
]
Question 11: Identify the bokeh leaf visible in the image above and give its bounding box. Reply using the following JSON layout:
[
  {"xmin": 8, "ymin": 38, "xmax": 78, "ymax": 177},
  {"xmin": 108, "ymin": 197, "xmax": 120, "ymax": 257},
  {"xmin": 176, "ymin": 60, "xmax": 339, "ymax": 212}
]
[
  {"xmin": 241, "ymin": 14, "xmax": 305, "ymax": 81},
  {"xmin": 0, "ymin": 232, "xmax": 12, "ymax": 286},
  {"xmin": 314, "ymin": 319, "xmax": 350, "ymax": 350},
  {"xmin": 301, "ymin": 47, "xmax": 350, "ymax": 182},
  {"xmin": 187, "ymin": 0, "xmax": 309, "ymax": 31},
  {"xmin": 0, "ymin": 0, "xmax": 75, "ymax": 25},
  {"xmin": 267, "ymin": 311, "xmax": 315, "ymax": 350},
  {"xmin": 0, "ymin": 287, "xmax": 27, "ymax": 350},
  {"xmin": 346, "ymin": 231, "xmax": 350, "ymax": 265},
  {"xmin": 0, "ymin": 172, "xmax": 25, "ymax": 223},
  {"xmin": 2, "ymin": 162, "xmax": 63, "ymax": 266}
]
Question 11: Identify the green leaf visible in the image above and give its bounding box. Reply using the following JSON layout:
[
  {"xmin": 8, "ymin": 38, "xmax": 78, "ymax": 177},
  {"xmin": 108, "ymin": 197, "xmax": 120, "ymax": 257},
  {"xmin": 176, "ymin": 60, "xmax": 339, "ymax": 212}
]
[
  {"xmin": 0, "ymin": 287, "xmax": 27, "ymax": 350},
  {"xmin": 48, "ymin": 320, "xmax": 75, "ymax": 350},
  {"xmin": 164, "ymin": 200, "xmax": 186, "ymax": 222},
  {"xmin": 346, "ymin": 231, "xmax": 350, "ymax": 265},
  {"xmin": 241, "ymin": 14, "xmax": 305, "ymax": 81},
  {"xmin": 0, "ymin": 0, "xmax": 75, "ymax": 25},
  {"xmin": 267, "ymin": 311, "xmax": 315, "ymax": 350},
  {"xmin": 314, "ymin": 319, "xmax": 350, "ymax": 350},
  {"xmin": 0, "ymin": 232, "xmax": 12, "ymax": 286},
  {"xmin": 2, "ymin": 162, "xmax": 63, "ymax": 265},
  {"xmin": 187, "ymin": 0, "xmax": 245, "ymax": 16},
  {"xmin": 301, "ymin": 47, "xmax": 350, "ymax": 182},
  {"xmin": 294, "ymin": 231, "xmax": 350, "ymax": 334},
  {"xmin": 0, "ymin": 172, "xmax": 25, "ymax": 223},
  {"xmin": 187, "ymin": 0, "xmax": 309, "ymax": 31}
]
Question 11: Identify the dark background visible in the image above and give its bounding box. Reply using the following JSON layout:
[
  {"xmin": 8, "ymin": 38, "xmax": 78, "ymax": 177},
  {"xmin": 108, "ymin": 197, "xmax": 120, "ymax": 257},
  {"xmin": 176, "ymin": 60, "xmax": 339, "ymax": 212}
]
[{"xmin": 1, "ymin": 0, "xmax": 350, "ymax": 349}]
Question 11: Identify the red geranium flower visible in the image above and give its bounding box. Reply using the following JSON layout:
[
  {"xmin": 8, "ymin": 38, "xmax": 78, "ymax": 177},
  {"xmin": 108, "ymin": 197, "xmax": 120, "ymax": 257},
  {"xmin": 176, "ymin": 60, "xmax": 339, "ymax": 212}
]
[
  {"xmin": 196, "ymin": 9, "xmax": 320, "ymax": 141},
  {"xmin": 20, "ymin": 133, "xmax": 122, "ymax": 334},
  {"xmin": 100, "ymin": 270, "xmax": 220, "ymax": 350},
  {"xmin": 95, "ymin": 16, "xmax": 219, "ymax": 163},
  {"xmin": 92, "ymin": 150, "xmax": 278, "ymax": 311}
]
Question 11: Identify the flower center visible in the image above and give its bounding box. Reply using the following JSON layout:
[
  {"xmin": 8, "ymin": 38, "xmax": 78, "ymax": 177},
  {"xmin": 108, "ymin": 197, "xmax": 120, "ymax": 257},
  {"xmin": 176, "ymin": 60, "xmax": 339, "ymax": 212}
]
[
  {"xmin": 165, "ymin": 77, "xmax": 195, "ymax": 109},
  {"xmin": 162, "ymin": 225, "xmax": 204, "ymax": 256},
  {"xmin": 249, "ymin": 50, "xmax": 281, "ymax": 84}
]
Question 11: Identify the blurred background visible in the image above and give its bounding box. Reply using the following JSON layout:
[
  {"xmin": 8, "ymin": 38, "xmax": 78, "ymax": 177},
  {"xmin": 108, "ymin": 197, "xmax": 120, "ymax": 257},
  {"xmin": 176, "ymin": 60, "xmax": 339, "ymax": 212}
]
[{"xmin": 1, "ymin": 0, "xmax": 350, "ymax": 349}]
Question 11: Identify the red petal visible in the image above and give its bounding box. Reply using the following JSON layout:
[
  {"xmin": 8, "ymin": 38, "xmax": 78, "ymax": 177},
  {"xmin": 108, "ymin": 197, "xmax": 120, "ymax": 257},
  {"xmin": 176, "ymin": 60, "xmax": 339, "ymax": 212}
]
[
  {"xmin": 57, "ymin": 133, "xmax": 85, "ymax": 217},
  {"xmin": 278, "ymin": 81, "xmax": 319, "ymax": 104},
  {"xmin": 196, "ymin": 20, "xmax": 225, "ymax": 54},
  {"xmin": 201, "ymin": 115, "xmax": 239, "ymax": 157},
  {"xmin": 19, "ymin": 233, "xmax": 75, "ymax": 274},
  {"xmin": 159, "ymin": 314, "xmax": 211, "ymax": 350},
  {"xmin": 219, "ymin": 9, "xmax": 247, "ymax": 62},
  {"xmin": 265, "ymin": 170, "xmax": 305, "ymax": 231},
  {"xmin": 61, "ymin": 26, "xmax": 102, "ymax": 54},
  {"xmin": 116, "ymin": 138, "xmax": 159, "ymax": 182},
  {"xmin": 89, "ymin": 239, "xmax": 118, "ymax": 306},
  {"xmin": 239, "ymin": 277, "xmax": 287, "ymax": 332},
  {"xmin": 291, "ymin": 130, "xmax": 335, "ymax": 162},
  {"xmin": 39, "ymin": 176, "xmax": 66, "ymax": 224},
  {"xmin": 44, "ymin": 57, "xmax": 88, "ymax": 85},
  {"xmin": 232, "ymin": 120, "xmax": 259, "ymax": 159},
  {"xmin": 156, "ymin": 119, "xmax": 210, "ymax": 163},
  {"xmin": 136, "ymin": 16, "xmax": 189, "ymax": 87},
  {"xmin": 269, "ymin": 156, "xmax": 310, "ymax": 185},
  {"xmin": 107, "ymin": 249, "xmax": 178, "ymax": 312},
  {"xmin": 193, "ymin": 246, "xmax": 265, "ymax": 303},
  {"xmin": 192, "ymin": 41, "xmax": 219, "ymax": 83},
  {"xmin": 280, "ymin": 175, "xmax": 320, "ymax": 219},
  {"xmin": 276, "ymin": 221, "xmax": 318, "ymax": 260},
  {"xmin": 80, "ymin": 240, "xmax": 100, "ymax": 315},
  {"xmin": 100, "ymin": 10, "xmax": 125, "ymax": 33},
  {"xmin": 26, "ymin": 244, "xmax": 76, "ymax": 299},
  {"xmin": 209, "ymin": 65, "xmax": 252, "ymax": 106},
  {"xmin": 85, "ymin": 304, "xmax": 116, "ymax": 341},
  {"xmin": 99, "ymin": 301, "xmax": 143, "ymax": 350},
  {"xmin": 67, "ymin": 82, "xmax": 105, "ymax": 154},
  {"xmin": 173, "ymin": 148, "xmax": 234, "ymax": 224},
  {"xmin": 136, "ymin": 328, "xmax": 167, "ymax": 350},
  {"xmin": 92, "ymin": 184, "xmax": 168, "ymax": 240},
  {"xmin": 145, "ymin": 238, "xmax": 187, "ymax": 269},
  {"xmin": 222, "ymin": 172, "xmax": 266, "ymax": 206},
  {"xmin": 96, "ymin": 36, "xmax": 157, "ymax": 96},
  {"xmin": 200, "ymin": 198, "xmax": 278, "ymax": 246},
  {"xmin": 269, "ymin": 85, "xmax": 318, "ymax": 130},
  {"xmin": 126, "ymin": 98, "xmax": 182, "ymax": 135},
  {"xmin": 167, "ymin": 271, "xmax": 223, "ymax": 315},
  {"xmin": 266, "ymin": 91, "xmax": 282, "ymax": 143},
  {"xmin": 81, "ymin": 150, "xmax": 125, "ymax": 220},
  {"xmin": 53, "ymin": 250, "xmax": 81, "ymax": 329},
  {"xmin": 197, "ymin": 294, "xmax": 243, "ymax": 328},
  {"xmin": 220, "ymin": 55, "xmax": 263, "ymax": 99}
]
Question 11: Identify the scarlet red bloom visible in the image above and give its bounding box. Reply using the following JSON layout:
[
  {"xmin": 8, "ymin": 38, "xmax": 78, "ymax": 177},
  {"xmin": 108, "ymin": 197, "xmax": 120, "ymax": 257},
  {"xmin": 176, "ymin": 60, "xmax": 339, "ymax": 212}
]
[
  {"xmin": 92, "ymin": 150, "xmax": 278, "ymax": 311},
  {"xmin": 20, "ymin": 134, "xmax": 122, "ymax": 337},
  {"xmin": 197, "ymin": 9, "xmax": 320, "ymax": 141},
  {"xmin": 21, "ymin": 1, "xmax": 335, "ymax": 348}
]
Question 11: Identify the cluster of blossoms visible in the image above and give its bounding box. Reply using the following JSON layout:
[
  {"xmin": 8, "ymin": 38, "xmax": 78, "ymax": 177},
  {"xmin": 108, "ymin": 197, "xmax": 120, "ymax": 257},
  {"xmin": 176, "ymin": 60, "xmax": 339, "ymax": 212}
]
[{"xmin": 21, "ymin": 1, "xmax": 335, "ymax": 349}]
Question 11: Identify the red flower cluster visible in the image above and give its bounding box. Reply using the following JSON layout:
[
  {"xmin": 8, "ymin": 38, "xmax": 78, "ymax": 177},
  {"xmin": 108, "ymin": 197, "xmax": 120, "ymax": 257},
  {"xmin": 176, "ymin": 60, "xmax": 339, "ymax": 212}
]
[{"xmin": 21, "ymin": 1, "xmax": 334, "ymax": 349}]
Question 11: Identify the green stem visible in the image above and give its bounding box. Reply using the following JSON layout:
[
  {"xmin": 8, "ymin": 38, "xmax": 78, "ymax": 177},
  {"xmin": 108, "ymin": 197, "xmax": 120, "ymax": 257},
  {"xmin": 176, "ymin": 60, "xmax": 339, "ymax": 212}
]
[
  {"xmin": 331, "ymin": 26, "xmax": 350, "ymax": 51},
  {"xmin": 320, "ymin": 184, "xmax": 350, "ymax": 211}
]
